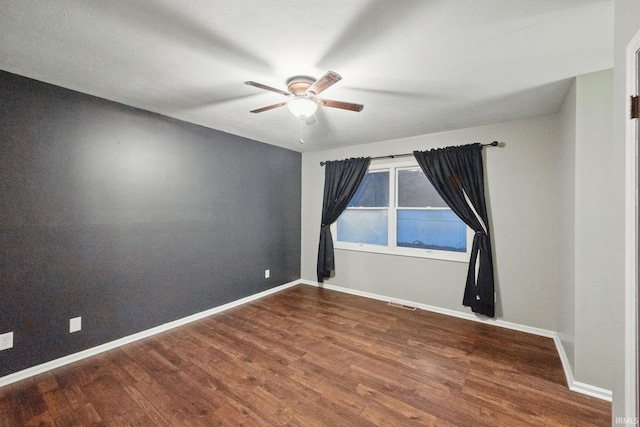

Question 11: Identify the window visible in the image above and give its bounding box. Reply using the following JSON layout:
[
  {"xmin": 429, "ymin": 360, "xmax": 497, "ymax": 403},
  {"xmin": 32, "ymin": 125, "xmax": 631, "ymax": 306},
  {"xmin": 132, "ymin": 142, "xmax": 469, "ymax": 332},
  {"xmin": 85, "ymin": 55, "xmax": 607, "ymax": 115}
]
[
  {"xmin": 336, "ymin": 170, "xmax": 389, "ymax": 246},
  {"xmin": 334, "ymin": 160, "xmax": 471, "ymax": 262}
]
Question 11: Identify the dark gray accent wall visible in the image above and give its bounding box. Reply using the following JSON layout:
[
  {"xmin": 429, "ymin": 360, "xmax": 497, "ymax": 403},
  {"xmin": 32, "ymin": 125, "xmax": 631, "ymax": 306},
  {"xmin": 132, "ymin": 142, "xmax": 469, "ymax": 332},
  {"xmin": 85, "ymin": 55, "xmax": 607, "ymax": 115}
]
[{"xmin": 0, "ymin": 70, "xmax": 301, "ymax": 377}]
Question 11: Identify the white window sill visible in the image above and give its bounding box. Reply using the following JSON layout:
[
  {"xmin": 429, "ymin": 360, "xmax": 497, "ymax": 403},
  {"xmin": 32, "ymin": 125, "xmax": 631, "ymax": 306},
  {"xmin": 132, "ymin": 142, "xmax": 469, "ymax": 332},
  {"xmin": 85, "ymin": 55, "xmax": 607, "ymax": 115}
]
[{"xmin": 334, "ymin": 243, "xmax": 470, "ymax": 263}]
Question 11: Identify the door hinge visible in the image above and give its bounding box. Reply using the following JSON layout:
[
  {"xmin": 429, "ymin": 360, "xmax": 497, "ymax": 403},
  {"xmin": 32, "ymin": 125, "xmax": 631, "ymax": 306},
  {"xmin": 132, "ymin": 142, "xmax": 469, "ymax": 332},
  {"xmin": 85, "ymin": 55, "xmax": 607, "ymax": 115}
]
[{"xmin": 631, "ymin": 95, "xmax": 639, "ymax": 119}]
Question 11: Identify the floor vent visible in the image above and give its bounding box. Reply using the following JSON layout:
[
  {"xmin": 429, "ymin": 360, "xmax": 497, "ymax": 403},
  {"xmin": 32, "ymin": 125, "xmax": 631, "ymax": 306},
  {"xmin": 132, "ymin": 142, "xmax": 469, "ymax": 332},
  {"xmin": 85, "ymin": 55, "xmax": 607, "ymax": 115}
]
[{"xmin": 387, "ymin": 301, "xmax": 417, "ymax": 311}]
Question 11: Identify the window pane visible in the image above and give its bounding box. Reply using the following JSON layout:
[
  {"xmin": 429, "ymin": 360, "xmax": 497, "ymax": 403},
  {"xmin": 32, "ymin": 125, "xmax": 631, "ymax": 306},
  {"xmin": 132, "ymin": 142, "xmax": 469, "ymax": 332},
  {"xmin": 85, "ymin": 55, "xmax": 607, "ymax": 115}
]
[
  {"xmin": 397, "ymin": 209, "xmax": 466, "ymax": 252},
  {"xmin": 348, "ymin": 171, "xmax": 389, "ymax": 207},
  {"xmin": 397, "ymin": 168, "xmax": 447, "ymax": 208},
  {"xmin": 337, "ymin": 209, "xmax": 388, "ymax": 245}
]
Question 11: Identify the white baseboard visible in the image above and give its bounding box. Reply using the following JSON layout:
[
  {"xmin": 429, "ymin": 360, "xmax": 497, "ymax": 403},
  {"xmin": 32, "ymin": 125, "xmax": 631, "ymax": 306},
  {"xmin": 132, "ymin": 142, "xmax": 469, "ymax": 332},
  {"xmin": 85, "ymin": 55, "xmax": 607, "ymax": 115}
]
[
  {"xmin": 570, "ymin": 381, "xmax": 613, "ymax": 402},
  {"xmin": 301, "ymin": 279, "xmax": 613, "ymax": 402},
  {"xmin": 0, "ymin": 280, "xmax": 300, "ymax": 388}
]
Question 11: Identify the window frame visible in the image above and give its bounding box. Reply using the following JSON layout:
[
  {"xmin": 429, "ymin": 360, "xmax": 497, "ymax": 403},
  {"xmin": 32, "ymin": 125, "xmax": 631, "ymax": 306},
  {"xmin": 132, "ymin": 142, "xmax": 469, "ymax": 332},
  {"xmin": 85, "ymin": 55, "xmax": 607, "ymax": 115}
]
[{"xmin": 332, "ymin": 159, "xmax": 473, "ymax": 263}]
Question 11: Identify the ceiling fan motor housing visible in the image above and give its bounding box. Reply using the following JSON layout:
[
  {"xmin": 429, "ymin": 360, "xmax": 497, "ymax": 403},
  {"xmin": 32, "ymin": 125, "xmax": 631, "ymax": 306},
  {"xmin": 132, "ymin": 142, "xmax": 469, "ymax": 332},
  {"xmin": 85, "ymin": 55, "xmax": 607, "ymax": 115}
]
[{"xmin": 286, "ymin": 76, "xmax": 315, "ymax": 95}]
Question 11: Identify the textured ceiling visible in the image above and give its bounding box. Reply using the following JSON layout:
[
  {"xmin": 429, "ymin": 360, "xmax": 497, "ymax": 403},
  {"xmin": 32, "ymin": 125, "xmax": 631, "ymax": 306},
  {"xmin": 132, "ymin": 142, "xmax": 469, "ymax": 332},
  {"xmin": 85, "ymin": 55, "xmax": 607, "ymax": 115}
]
[{"xmin": 0, "ymin": 0, "xmax": 614, "ymax": 152}]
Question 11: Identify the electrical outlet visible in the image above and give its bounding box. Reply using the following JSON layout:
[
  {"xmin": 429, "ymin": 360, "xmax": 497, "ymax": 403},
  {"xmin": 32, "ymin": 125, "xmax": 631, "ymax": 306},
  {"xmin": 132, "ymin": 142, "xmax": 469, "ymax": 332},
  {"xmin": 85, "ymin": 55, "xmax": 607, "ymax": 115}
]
[
  {"xmin": 265, "ymin": 269, "xmax": 270, "ymax": 279},
  {"xmin": 70, "ymin": 317, "xmax": 82, "ymax": 333},
  {"xmin": 0, "ymin": 332, "xmax": 13, "ymax": 350}
]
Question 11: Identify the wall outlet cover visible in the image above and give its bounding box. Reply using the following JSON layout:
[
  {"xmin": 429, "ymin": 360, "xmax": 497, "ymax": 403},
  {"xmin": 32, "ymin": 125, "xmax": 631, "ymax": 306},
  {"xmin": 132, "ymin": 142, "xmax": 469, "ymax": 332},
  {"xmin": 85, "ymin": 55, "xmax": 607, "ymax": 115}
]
[
  {"xmin": 0, "ymin": 332, "xmax": 14, "ymax": 350},
  {"xmin": 265, "ymin": 269, "xmax": 270, "ymax": 279},
  {"xmin": 70, "ymin": 317, "xmax": 82, "ymax": 333}
]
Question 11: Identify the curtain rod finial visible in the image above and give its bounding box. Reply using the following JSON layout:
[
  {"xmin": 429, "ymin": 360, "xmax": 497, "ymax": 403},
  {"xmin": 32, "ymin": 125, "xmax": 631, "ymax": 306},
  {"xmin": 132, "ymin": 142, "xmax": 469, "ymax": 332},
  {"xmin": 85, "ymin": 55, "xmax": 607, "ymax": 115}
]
[{"xmin": 481, "ymin": 141, "xmax": 502, "ymax": 148}]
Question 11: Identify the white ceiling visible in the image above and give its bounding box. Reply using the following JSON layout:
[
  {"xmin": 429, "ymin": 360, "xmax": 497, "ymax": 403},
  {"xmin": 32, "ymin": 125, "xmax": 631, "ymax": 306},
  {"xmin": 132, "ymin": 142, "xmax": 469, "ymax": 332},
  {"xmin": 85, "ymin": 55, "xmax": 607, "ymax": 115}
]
[{"xmin": 0, "ymin": 0, "xmax": 614, "ymax": 153}]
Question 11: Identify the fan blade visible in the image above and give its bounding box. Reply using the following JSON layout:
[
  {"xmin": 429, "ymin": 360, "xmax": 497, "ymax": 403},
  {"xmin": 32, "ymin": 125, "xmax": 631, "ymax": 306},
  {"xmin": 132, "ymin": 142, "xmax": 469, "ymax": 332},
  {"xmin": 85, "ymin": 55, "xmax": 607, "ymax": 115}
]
[
  {"xmin": 244, "ymin": 81, "xmax": 290, "ymax": 96},
  {"xmin": 307, "ymin": 71, "xmax": 342, "ymax": 95},
  {"xmin": 318, "ymin": 99, "xmax": 364, "ymax": 112},
  {"xmin": 250, "ymin": 102, "xmax": 287, "ymax": 113}
]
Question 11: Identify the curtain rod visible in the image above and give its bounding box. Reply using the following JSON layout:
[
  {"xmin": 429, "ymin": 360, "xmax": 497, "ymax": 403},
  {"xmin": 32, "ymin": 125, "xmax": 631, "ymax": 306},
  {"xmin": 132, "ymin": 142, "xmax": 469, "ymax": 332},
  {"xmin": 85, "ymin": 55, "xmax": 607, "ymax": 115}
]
[{"xmin": 319, "ymin": 141, "xmax": 500, "ymax": 166}]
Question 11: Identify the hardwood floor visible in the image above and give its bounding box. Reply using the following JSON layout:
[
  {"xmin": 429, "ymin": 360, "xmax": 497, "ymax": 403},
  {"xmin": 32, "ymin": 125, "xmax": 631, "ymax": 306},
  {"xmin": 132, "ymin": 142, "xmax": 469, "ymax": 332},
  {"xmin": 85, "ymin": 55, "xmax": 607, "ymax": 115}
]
[{"xmin": 0, "ymin": 284, "xmax": 611, "ymax": 426}]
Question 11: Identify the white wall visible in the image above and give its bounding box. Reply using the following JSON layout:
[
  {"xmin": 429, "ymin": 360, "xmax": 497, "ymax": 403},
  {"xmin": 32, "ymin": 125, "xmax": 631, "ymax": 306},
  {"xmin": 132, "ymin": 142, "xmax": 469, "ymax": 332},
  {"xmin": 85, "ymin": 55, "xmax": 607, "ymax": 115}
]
[
  {"xmin": 557, "ymin": 70, "xmax": 615, "ymax": 392},
  {"xmin": 301, "ymin": 114, "xmax": 562, "ymax": 330},
  {"xmin": 574, "ymin": 69, "xmax": 615, "ymax": 390},
  {"xmin": 557, "ymin": 78, "xmax": 577, "ymax": 376}
]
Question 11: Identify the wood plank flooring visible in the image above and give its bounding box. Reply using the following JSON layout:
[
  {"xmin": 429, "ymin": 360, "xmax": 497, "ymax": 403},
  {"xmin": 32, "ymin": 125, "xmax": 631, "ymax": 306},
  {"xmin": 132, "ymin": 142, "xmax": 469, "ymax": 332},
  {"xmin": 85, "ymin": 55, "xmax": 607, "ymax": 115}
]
[{"xmin": 0, "ymin": 284, "xmax": 611, "ymax": 426}]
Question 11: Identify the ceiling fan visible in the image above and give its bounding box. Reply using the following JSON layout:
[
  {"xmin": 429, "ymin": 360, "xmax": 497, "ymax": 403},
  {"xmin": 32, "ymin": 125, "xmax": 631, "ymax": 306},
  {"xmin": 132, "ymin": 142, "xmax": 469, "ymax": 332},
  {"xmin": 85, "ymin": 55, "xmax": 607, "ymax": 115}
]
[{"xmin": 244, "ymin": 71, "xmax": 364, "ymax": 122}]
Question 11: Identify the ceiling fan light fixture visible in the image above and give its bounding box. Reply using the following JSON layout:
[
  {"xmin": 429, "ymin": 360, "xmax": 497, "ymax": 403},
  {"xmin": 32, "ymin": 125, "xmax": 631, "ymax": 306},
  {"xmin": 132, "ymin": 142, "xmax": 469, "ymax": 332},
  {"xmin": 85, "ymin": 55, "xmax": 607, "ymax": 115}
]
[{"xmin": 287, "ymin": 97, "xmax": 318, "ymax": 118}]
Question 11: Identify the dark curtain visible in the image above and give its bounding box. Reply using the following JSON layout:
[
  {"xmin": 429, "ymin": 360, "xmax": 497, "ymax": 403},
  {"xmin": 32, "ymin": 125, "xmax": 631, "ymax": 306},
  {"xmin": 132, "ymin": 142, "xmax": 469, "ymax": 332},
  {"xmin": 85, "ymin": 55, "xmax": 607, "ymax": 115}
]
[
  {"xmin": 317, "ymin": 157, "xmax": 370, "ymax": 282},
  {"xmin": 413, "ymin": 143, "xmax": 495, "ymax": 317}
]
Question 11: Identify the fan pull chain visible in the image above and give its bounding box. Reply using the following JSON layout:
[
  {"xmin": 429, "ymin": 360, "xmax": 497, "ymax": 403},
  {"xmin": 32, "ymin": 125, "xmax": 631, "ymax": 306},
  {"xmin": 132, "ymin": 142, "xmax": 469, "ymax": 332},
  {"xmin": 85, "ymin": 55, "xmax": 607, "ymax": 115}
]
[{"xmin": 299, "ymin": 116, "xmax": 305, "ymax": 144}]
